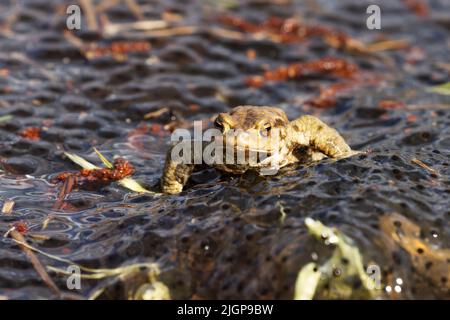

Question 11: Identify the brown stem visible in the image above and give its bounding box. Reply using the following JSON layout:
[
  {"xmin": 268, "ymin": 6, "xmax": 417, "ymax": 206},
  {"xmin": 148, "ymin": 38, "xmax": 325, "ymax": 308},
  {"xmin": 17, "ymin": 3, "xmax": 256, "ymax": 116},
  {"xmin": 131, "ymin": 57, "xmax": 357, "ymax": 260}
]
[
  {"xmin": 10, "ymin": 230, "xmax": 61, "ymax": 298},
  {"xmin": 80, "ymin": 0, "xmax": 99, "ymax": 31},
  {"xmin": 52, "ymin": 175, "xmax": 76, "ymax": 210}
]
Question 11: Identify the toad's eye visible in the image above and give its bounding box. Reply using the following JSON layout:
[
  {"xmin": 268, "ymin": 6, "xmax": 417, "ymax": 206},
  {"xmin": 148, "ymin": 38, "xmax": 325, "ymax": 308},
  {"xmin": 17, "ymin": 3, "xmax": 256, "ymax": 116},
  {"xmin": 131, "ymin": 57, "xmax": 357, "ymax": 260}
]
[
  {"xmin": 214, "ymin": 119, "xmax": 224, "ymax": 130},
  {"xmin": 259, "ymin": 125, "xmax": 271, "ymax": 137}
]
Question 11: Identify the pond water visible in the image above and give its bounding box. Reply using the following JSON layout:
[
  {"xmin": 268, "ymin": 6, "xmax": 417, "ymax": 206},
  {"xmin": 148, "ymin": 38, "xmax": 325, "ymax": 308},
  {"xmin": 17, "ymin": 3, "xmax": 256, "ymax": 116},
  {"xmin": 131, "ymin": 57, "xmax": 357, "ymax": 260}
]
[{"xmin": 0, "ymin": 0, "xmax": 449, "ymax": 299}]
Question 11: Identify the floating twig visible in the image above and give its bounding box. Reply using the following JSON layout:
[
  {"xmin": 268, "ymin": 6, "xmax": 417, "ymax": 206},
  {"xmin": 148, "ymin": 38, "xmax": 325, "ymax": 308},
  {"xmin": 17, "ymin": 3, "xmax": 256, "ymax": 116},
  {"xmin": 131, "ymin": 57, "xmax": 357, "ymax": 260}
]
[
  {"xmin": 276, "ymin": 201, "xmax": 287, "ymax": 224},
  {"xmin": 366, "ymin": 39, "xmax": 410, "ymax": 52},
  {"xmin": 143, "ymin": 107, "xmax": 170, "ymax": 119},
  {"xmin": 8, "ymin": 227, "xmax": 61, "ymax": 297},
  {"xmin": 8, "ymin": 231, "xmax": 167, "ymax": 299},
  {"xmin": 104, "ymin": 25, "xmax": 199, "ymax": 40},
  {"xmin": 52, "ymin": 175, "xmax": 76, "ymax": 210},
  {"xmin": 124, "ymin": 0, "xmax": 145, "ymax": 20},
  {"xmin": 80, "ymin": 0, "xmax": 99, "ymax": 31},
  {"xmin": 41, "ymin": 215, "xmax": 53, "ymax": 230},
  {"xmin": 96, "ymin": 0, "xmax": 120, "ymax": 12},
  {"xmin": 219, "ymin": 14, "xmax": 372, "ymax": 54},
  {"xmin": 96, "ymin": 0, "xmax": 145, "ymax": 21},
  {"xmin": 1, "ymin": 199, "xmax": 14, "ymax": 215},
  {"xmin": 411, "ymin": 158, "xmax": 439, "ymax": 176},
  {"xmin": 0, "ymin": 0, "xmax": 20, "ymax": 37},
  {"xmin": 103, "ymin": 20, "xmax": 168, "ymax": 37}
]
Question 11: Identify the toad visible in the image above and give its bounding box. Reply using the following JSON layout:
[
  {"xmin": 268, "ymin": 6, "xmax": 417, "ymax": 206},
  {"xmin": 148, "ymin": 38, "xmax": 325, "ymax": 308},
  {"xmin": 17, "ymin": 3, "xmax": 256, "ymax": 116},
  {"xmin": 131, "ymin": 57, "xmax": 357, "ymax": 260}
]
[{"xmin": 161, "ymin": 106, "xmax": 358, "ymax": 194}]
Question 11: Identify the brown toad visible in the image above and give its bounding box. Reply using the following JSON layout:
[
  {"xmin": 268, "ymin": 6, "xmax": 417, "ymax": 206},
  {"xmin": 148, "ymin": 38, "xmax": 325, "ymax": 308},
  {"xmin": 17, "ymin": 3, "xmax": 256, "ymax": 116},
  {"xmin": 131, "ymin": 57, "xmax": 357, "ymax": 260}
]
[{"xmin": 161, "ymin": 106, "xmax": 357, "ymax": 194}]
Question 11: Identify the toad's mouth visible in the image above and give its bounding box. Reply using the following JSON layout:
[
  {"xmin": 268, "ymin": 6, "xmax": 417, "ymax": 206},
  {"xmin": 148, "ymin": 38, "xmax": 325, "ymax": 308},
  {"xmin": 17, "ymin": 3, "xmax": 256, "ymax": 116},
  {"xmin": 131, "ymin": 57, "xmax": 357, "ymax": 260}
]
[
  {"xmin": 217, "ymin": 144, "xmax": 284, "ymax": 165},
  {"xmin": 218, "ymin": 131, "xmax": 286, "ymax": 154},
  {"xmin": 234, "ymin": 146, "xmax": 274, "ymax": 154},
  {"xmin": 222, "ymin": 140, "xmax": 285, "ymax": 155},
  {"xmin": 218, "ymin": 144, "xmax": 279, "ymax": 158}
]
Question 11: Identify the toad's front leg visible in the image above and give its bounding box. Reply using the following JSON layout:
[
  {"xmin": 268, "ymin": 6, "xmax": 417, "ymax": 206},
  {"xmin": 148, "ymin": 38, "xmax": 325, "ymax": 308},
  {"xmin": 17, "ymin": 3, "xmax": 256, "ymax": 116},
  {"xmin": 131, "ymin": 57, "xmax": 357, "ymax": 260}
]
[
  {"xmin": 287, "ymin": 115, "xmax": 354, "ymax": 158},
  {"xmin": 160, "ymin": 143, "xmax": 195, "ymax": 194}
]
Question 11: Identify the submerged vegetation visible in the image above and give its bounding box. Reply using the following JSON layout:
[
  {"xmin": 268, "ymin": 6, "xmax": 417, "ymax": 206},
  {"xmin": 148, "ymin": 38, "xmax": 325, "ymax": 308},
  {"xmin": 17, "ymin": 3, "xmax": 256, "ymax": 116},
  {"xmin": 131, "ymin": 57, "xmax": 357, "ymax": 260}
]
[{"xmin": 295, "ymin": 218, "xmax": 379, "ymax": 300}]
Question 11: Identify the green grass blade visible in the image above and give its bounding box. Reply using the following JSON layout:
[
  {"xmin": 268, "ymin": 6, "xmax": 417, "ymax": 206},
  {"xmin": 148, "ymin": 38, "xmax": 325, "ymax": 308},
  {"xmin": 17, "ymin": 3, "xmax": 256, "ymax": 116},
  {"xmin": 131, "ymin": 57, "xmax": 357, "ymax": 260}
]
[
  {"xmin": 64, "ymin": 152, "xmax": 154, "ymax": 194},
  {"xmin": 93, "ymin": 147, "xmax": 113, "ymax": 168},
  {"xmin": 428, "ymin": 82, "xmax": 450, "ymax": 96},
  {"xmin": 0, "ymin": 115, "xmax": 12, "ymax": 123},
  {"xmin": 64, "ymin": 152, "xmax": 99, "ymax": 170},
  {"xmin": 118, "ymin": 177, "xmax": 153, "ymax": 194}
]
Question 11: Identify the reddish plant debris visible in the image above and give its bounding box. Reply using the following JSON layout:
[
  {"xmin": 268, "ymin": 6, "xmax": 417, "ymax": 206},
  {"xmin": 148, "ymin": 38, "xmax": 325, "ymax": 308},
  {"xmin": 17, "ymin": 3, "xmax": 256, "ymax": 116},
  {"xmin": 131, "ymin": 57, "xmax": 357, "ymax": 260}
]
[
  {"xmin": 219, "ymin": 14, "xmax": 363, "ymax": 50},
  {"xmin": 246, "ymin": 57, "xmax": 358, "ymax": 88},
  {"xmin": 19, "ymin": 127, "xmax": 41, "ymax": 140},
  {"xmin": 220, "ymin": 14, "xmax": 312, "ymax": 43},
  {"xmin": 13, "ymin": 221, "xmax": 28, "ymax": 235},
  {"xmin": 219, "ymin": 14, "xmax": 260, "ymax": 33},
  {"xmin": 305, "ymin": 82, "xmax": 354, "ymax": 109},
  {"xmin": 42, "ymin": 119, "xmax": 53, "ymax": 128},
  {"xmin": 379, "ymin": 100, "xmax": 406, "ymax": 110},
  {"xmin": 128, "ymin": 123, "xmax": 152, "ymax": 137},
  {"xmin": 246, "ymin": 49, "xmax": 257, "ymax": 60},
  {"xmin": 403, "ymin": 0, "xmax": 429, "ymax": 18},
  {"xmin": 188, "ymin": 104, "xmax": 200, "ymax": 112},
  {"xmin": 306, "ymin": 72, "xmax": 382, "ymax": 109},
  {"xmin": 405, "ymin": 46, "xmax": 426, "ymax": 65},
  {"xmin": 2, "ymin": 86, "xmax": 12, "ymax": 94},
  {"xmin": 128, "ymin": 123, "xmax": 169, "ymax": 139},
  {"xmin": 61, "ymin": 247, "xmax": 72, "ymax": 254},
  {"xmin": 54, "ymin": 158, "xmax": 135, "ymax": 189},
  {"xmin": 407, "ymin": 114, "xmax": 418, "ymax": 123},
  {"xmin": 84, "ymin": 41, "xmax": 151, "ymax": 60},
  {"xmin": 52, "ymin": 175, "xmax": 75, "ymax": 211},
  {"xmin": 151, "ymin": 123, "xmax": 170, "ymax": 136},
  {"xmin": 0, "ymin": 68, "xmax": 9, "ymax": 77}
]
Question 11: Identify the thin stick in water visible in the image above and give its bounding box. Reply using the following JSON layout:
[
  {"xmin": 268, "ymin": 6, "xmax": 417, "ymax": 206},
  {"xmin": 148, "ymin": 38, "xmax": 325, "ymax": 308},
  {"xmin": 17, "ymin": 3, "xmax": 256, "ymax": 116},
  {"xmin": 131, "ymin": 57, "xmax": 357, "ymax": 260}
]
[{"xmin": 10, "ymin": 229, "xmax": 61, "ymax": 298}]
